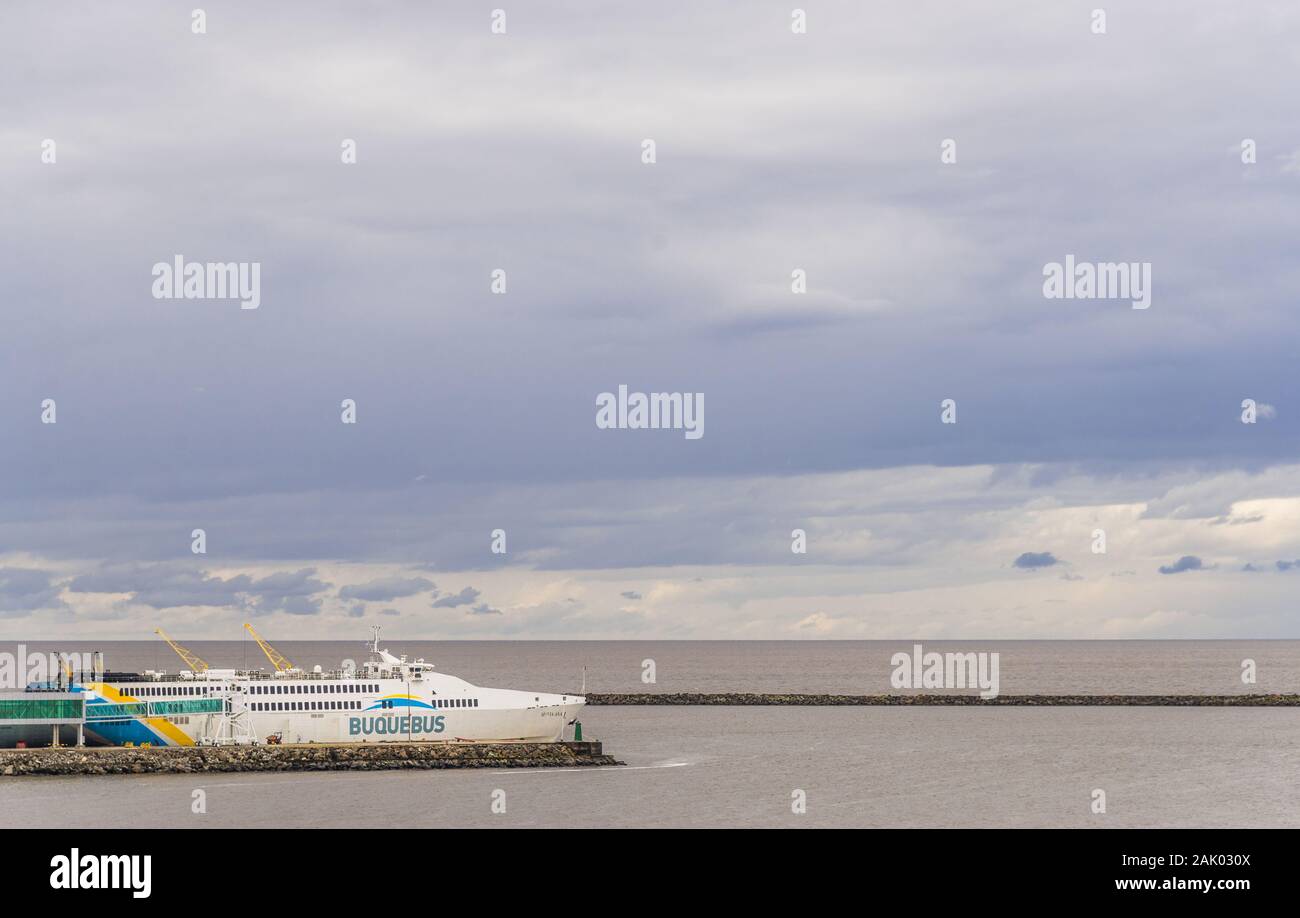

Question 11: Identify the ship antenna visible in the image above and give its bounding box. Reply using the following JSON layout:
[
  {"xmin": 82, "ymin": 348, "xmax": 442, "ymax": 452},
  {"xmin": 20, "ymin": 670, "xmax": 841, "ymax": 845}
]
[{"xmin": 369, "ymin": 625, "xmax": 382, "ymax": 654}]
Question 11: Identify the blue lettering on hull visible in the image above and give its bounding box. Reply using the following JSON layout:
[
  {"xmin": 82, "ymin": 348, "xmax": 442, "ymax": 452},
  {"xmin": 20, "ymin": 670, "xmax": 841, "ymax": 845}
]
[{"xmin": 348, "ymin": 715, "xmax": 446, "ymax": 736}]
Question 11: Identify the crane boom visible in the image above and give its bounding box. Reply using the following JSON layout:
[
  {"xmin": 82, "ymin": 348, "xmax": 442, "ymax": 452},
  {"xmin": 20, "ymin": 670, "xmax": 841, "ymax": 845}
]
[
  {"xmin": 244, "ymin": 622, "xmax": 294, "ymax": 672},
  {"xmin": 154, "ymin": 627, "xmax": 209, "ymax": 673}
]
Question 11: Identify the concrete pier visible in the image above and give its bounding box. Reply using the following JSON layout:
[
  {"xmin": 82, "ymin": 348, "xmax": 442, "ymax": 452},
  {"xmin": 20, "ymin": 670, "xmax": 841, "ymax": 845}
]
[
  {"xmin": 586, "ymin": 692, "xmax": 1300, "ymax": 706},
  {"xmin": 0, "ymin": 740, "xmax": 621, "ymax": 777}
]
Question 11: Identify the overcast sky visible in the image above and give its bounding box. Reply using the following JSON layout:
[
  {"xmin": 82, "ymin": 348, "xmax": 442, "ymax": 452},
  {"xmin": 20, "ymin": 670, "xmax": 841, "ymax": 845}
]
[{"xmin": 3, "ymin": 2, "xmax": 1300, "ymax": 639}]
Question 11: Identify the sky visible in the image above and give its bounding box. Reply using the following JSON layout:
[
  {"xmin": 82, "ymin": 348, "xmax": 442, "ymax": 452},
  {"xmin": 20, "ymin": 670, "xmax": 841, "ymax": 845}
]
[{"xmin": 2, "ymin": 1, "xmax": 1300, "ymax": 639}]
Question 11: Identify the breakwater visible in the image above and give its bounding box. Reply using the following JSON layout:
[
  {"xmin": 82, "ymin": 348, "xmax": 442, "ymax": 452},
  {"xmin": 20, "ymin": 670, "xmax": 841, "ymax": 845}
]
[
  {"xmin": 0, "ymin": 741, "xmax": 620, "ymax": 776},
  {"xmin": 586, "ymin": 693, "xmax": 1300, "ymax": 706}
]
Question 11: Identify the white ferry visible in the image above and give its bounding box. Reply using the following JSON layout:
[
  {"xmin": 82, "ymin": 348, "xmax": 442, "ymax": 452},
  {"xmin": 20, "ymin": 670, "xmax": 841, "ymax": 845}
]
[{"xmin": 77, "ymin": 631, "xmax": 585, "ymax": 747}]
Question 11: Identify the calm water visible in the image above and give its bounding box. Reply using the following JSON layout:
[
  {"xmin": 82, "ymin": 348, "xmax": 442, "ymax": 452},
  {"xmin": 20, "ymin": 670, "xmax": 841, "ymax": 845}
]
[
  {"xmin": 15, "ymin": 639, "xmax": 1300, "ymax": 694},
  {"xmin": 3, "ymin": 642, "xmax": 1299, "ymax": 828}
]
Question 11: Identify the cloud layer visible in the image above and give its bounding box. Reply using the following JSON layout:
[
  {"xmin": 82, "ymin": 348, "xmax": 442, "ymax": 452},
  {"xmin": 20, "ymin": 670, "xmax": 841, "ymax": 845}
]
[{"xmin": 2, "ymin": 3, "xmax": 1300, "ymax": 637}]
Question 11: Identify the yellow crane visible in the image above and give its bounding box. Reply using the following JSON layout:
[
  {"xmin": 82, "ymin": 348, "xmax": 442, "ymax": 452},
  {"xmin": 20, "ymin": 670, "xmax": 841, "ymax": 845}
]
[
  {"xmin": 154, "ymin": 627, "xmax": 209, "ymax": 673},
  {"xmin": 244, "ymin": 622, "xmax": 294, "ymax": 672}
]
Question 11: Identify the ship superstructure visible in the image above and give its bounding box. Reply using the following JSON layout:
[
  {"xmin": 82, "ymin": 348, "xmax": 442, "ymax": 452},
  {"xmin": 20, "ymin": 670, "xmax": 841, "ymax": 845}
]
[{"xmin": 74, "ymin": 631, "xmax": 584, "ymax": 747}]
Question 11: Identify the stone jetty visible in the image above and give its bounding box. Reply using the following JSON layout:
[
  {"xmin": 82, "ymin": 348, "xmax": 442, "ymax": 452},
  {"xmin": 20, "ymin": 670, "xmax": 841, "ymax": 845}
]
[
  {"xmin": 586, "ymin": 693, "xmax": 1300, "ymax": 706},
  {"xmin": 0, "ymin": 740, "xmax": 621, "ymax": 777}
]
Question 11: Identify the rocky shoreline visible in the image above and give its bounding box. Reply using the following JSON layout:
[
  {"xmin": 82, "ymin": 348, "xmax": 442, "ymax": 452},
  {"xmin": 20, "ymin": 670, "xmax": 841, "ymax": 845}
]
[
  {"xmin": 0, "ymin": 741, "xmax": 621, "ymax": 777},
  {"xmin": 586, "ymin": 692, "xmax": 1300, "ymax": 706}
]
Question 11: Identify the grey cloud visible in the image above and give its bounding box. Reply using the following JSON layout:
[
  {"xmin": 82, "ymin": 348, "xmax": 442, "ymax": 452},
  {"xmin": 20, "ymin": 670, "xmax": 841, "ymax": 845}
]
[
  {"xmin": 1013, "ymin": 552, "xmax": 1058, "ymax": 570},
  {"xmin": 432, "ymin": 587, "xmax": 480, "ymax": 609},
  {"xmin": 5, "ymin": 3, "xmax": 1300, "ymax": 640},
  {"xmin": 469, "ymin": 603, "xmax": 502, "ymax": 616},
  {"xmin": 4, "ymin": 1, "xmax": 1300, "ymax": 530},
  {"xmin": 339, "ymin": 576, "xmax": 435, "ymax": 602},
  {"xmin": 1158, "ymin": 556, "xmax": 1205, "ymax": 575},
  {"xmin": 0, "ymin": 568, "xmax": 67, "ymax": 616},
  {"xmin": 1276, "ymin": 560, "xmax": 1300, "ymax": 571},
  {"xmin": 1210, "ymin": 515, "xmax": 1264, "ymax": 526},
  {"xmin": 67, "ymin": 564, "xmax": 329, "ymax": 613},
  {"xmin": 247, "ymin": 569, "xmax": 330, "ymax": 615},
  {"xmin": 620, "ymin": 591, "xmax": 642, "ymax": 600}
]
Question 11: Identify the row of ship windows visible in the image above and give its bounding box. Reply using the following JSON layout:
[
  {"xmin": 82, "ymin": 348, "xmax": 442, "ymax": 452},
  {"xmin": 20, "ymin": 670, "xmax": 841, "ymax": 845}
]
[
  {"xmin": 134, "ymin": 686, "xmax": 206, "ymax": 697},
  {"xmin": 251, "ymin": 701, "xmax": 364, "ymax": 712},
  {"xmin": 248, "ymin": 699, "xmax": 481, "ymax": 713},
  {"xmin": 248, "ymin": 684, "xmax": 379, "ymax": 695}
]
